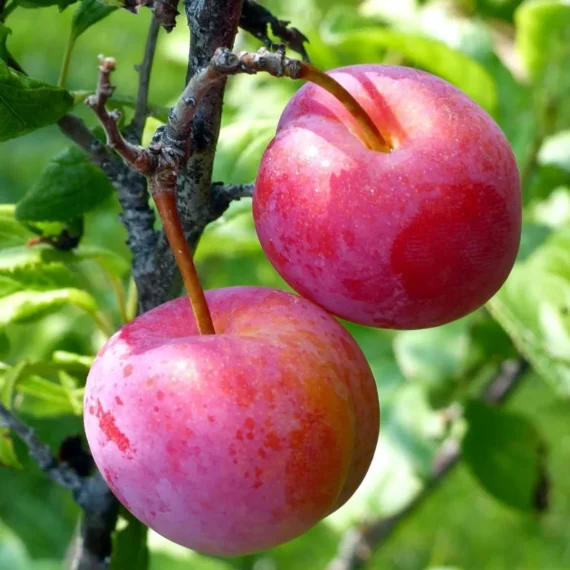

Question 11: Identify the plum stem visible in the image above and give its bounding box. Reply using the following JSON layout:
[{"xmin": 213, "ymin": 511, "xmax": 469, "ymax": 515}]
[
  {"xmin": 153, "ymin": 192, "xmax": 216, "ymax": 335},
  {"xmin": 299, "ymin": 63, "xmax": 391, "ymax": 153},
  {"xmin": 210, "ymin": 48, "xmax": 392, "ymax": 153}
]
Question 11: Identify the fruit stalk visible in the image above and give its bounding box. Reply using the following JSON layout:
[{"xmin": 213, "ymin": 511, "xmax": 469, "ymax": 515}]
[
  {"xmin": 210, "ymin": 48, "xmax": 391, "ymax": 153},
  {"xmin": 153, "ymin": 192, "xmax": 216, "ymax": 335},
  {"xmin": 299, "ymin": 62, "xmax": 391, "ymax": 153}
]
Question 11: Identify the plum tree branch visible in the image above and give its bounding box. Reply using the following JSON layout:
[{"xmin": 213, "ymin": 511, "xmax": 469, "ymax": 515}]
[
  {"xmin": 128, "ymin": 15, "xmax": 161, "ymax": 142},
  {"xmin": 240, "ymin": 0, "xmax": 310, "ymax": 61},
  {"xmin": 0, "ymin": 403, "xmax": 119, "ymax": 570},
  {"xmin": 326, "ymin": 359, "xmax": 529, "ymax": 570}
]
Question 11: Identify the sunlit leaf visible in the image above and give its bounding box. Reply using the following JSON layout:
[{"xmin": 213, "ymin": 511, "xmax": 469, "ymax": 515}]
[
  {"xmin": 321, "ymin": 14, "xmax": 497, "ymax": 112},
  {"xmin": 0, "ymin": 288, "xmax": 99, "ymax": 327},
  {"xmin": 488, "ymin": 229, "xmax": 570, "ymax": 396}
]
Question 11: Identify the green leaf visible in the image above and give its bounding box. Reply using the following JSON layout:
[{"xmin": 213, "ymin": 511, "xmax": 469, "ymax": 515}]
[
  {"xmin": 0, "ymin": 362, "xmax": 26, "ymax": 470},
  {"xmin": 0, "ymin": 23, "xmax": 10, "ymax": 63},
  {"xmin": 111, "ymin": 511, "xmax": 149, "ymax": 570},
  {"xmin": 394, "ymin": 319, "xmax": 472, "ymax": 387},
  {"xmin": 488, "ymin": 229, "xmax": 570, "ymax": 397},
  {"xmin": 0, "ymin": 206, "xmax": 34, "ymax": 248},
  {"xmin": 0, "ymin": 430, "xmax": 23, "ymax": 470},
  {"xmin": 52, "ymin": 350, "xmax": 93, "ymax": 371},
  {"xmin": 321, "ymin": 19, "xmax": 497, "ymax": 113},
  {"xmin": 58, "ymin": 371, "xmax": 82, "ymax": 415},
  {"xmin": 0, "ymin": 331, "xmax": 9, "ymax": 359},
  {"xmin": 15, "ymin": 146, "xmax": 115, "ymax": 222},
  {"xmin": 476, "ymin": 0, "xmax": 524, "ymax": 21},
  {"xmin": 517, "ymin": 223, "xmax": 552, "ymax": 261},
  {"xmin": 18, "ymin": 0, "xmax": 77, "ymax": 9},
  {"xmin": 515, "ymin": 0, "xmax": 570, "ymax": 83},
  {"xmin": 15, "ymin": 375, "xmax": 73, "ymax": 404},
  {"xmin": 1, "ymin": 360, "xmax": 27, "ymax": 407},
  {"xmin": 0, "ymin": 244, "xmax": 129, "ymax": 277},
  {"xmin": 0, "ymin": 264, "xmax": 78, "ymax": 297},
  {"xmin": 0, "ymin": 288, "xmax": 99, "ymax": 327},
  {"xmin": 71, "ymin": 0, "xmax": 117, "ymax": 41},
  {"xmin": 212, "ymin": 119, "xmax": 276, "ymax": 184},
  {"xmin": 0, "ymin": 61, "xmax": 74, "ymax": 141},
  {"xmin": 463, "ymin": 400, "xmax": 547, "ymax": 511}
]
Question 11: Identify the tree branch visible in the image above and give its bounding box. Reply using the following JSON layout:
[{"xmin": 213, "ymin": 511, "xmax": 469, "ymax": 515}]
[
  {"xmin": 128, "ymin": 16, "xmax": 161, "ymax": 142},
  {"xmin": 326, "ymin": 359, "xmax": 529, "ymax": 570},
  {"xmin": 240, "ymin": 0, "xmax": 310, "ymax": 61},
  {"xmin": 142, "ymin": 0, "xmax": 245, "ymax": 303},
  {"xmin": 0, "ymin": 403, "xmax": 119, "ymax": 570}
]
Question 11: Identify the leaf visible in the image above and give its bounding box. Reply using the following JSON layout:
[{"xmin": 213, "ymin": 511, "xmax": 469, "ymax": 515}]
[
  {"xmin": 321, "ymin": 17, "xmax": 497, "ymax": 113},
  {"xmin": 0, "ymin": 362, "xmax": 26, "ymax": 470},
  {"xmin": 539, "ymin": 130, "xmax": 570, "ymax": 172},
  {"xmin": 15, "ymin": 146, "xmax": 115, "ymax": 222},
  {"xmin": 0, "ymin": 288, "xmax": 99, "ymax": 327},
  {"xmin": 1, "ymin": 360, "xmax": 27, "ymax": 407},
  {"xmin": 0, "ymin": 207, "xmax": 34, "ymax": 248},
  {"xmin": 52, "ymin": 350, "xmax": 93, "ymax": 371},
  {"xmin": 0, "ymin": 264, "xmax": 78, "ymax": 297},
  {"xmin": 517, "ymin": 223, "xmax": 552, "ymax": 262},
  {"xmin": 18, "ymin": 0, "xmax": 77, "ymax": 9},
  {"xmin": 110, "ymin": 510, "xmax": 149, "ymax": 570},
  {"xmin": 515, "ymin": 0, "xmax": 570, "ymax": 83},
  {"xmin": 394, "ymin": 319, "xmax": 472, "ymax": 387},
  {"xmin": 475, "ymin": 0, "xmax": 524, "ymax": 21},
  {"xmin": 71, "ymin": 0, "xmax": 117, "ymax": 41},
  {"xmin": 58, "ymin": 371, "xmax": 83, "ymax": 415},
  {"xmin": 212, "ymin": 119, "xmax": 277, "ymax": 184},
  {"xmin": 463, "ymin": 400, "xmax": 548, "ymax": 512},
  {"xmin": 0, "ymin": 60, "xmax": 74, "ymax": 141},
  {"xmin": 0, "ymin": 23, "xmax": 10, "ymax": 63},
  {"xmin": 488, "ymin": 229, "xmax": 570, "ymax": 397},
  {"xmin": 0, "ymin": 244, "xmax": 129, "ymax": 277},
  {"xmin": 0, "ymin": 331, "xmax": 9, "ymax": 359},
  {"xmin": 0, "ymin": 431, "xmax": 23, "ymax": 470}
]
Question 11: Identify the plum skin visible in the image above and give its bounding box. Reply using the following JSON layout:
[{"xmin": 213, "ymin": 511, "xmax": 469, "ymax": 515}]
[
  {"xmin": 253, "ymin": 64, "xmax": 522, "ymax": 329},
  {"xmin": 84, "ymin": 286, "xmax": 379, "ymax": 556}
]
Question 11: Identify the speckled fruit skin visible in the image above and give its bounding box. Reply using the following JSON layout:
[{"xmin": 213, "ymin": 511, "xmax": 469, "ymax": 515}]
[
  {"xmin": 253, "ymin": 65, "xmax": 521, "ymax": 329},
  {"xmin": 84, "ymin": 286, "xmax": 379, "ymax": 556}
]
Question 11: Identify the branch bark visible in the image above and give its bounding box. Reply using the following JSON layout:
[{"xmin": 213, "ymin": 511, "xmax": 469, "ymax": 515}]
[
  {"xmin": 144, "ymin": 0, "xmax": 245, "ymax": 304},
  {"xmin": 326, "ymin": 359, "xmax": 529, "ymax": 570}
]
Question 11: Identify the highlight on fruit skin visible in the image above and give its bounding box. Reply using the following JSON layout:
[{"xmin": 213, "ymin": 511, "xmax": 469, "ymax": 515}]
[
  {"xmin": 253, "ymin": 64, "xmax": 522, "ymax": 330},
  {"xmin": 84, "ymin": 286, "xmax": 380, "ymax": 556}
]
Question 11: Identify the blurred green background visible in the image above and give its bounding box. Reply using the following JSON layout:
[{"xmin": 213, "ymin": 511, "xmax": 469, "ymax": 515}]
[{"xmin": 1, "ymin": 0, "xmax": 570, "ymax": 569}]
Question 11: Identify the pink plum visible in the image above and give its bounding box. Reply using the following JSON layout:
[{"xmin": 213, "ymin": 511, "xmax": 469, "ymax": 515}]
[
  {"xmin": 253, "ymin": 64, "xmax": 521, "ymax": 329},
  {"xmin": 84, "ymin": 286, "xmax": 379, "ymax": 556}
]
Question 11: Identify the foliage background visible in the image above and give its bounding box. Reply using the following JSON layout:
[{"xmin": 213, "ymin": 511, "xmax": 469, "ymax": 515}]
[{"xmin": 1, "ymin": 0, "xmax": 570, "ymax": 569}]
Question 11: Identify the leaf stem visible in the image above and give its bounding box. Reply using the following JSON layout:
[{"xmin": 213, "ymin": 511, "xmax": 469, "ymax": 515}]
[
  {"xmin": 58, "ymin": 35, "xmax": 75, "ymax": 89},
  {"xmin": 153, "ymin": 192, "xmax": 215, "ymax": 335}
]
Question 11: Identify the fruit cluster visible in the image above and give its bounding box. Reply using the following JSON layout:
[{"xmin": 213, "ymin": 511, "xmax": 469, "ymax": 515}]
[{"xmin": 84, "ymin": 64, "xmax": 520, "ymax": 556}]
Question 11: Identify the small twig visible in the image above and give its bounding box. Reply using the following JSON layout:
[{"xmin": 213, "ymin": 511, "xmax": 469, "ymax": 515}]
[
  {"xmin": 240, "ymin": 0, "xmax": 310, "ymax": 61},
  {"xmin": 0, "ymin": 403, "xmax": 120, "ymax": 570},
  {"xmin": 128, "ymin": 16, "xmax": 161, "ymax": 142},
  {"xmin": 211, "ymin": 182, "xmax": 254, "ymax": 204},
  {"xmin": 86, "ymin": 57, "xmax": 157, "ymax": 175},
  {"xmin": 0, "ymin": 402, "xmax": 84, "ymax": 492},
  {"xmin": 326, "ymin": 359, "xmax": 529, "ymax": 570},
  {"xmin": 69, "ymin": 472, "xmax": 119, "ymax": 570}
]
